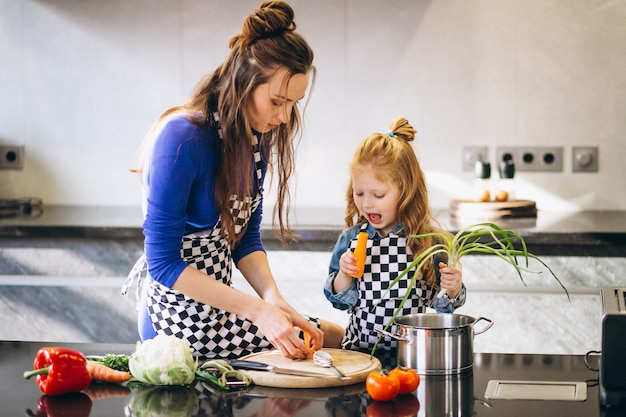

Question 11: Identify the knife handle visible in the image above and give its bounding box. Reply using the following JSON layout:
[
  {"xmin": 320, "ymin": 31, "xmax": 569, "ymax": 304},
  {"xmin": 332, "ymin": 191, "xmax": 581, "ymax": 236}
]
[{"xmin": 229, "ymin": 360, "xmax": 272, "ymax": 372}]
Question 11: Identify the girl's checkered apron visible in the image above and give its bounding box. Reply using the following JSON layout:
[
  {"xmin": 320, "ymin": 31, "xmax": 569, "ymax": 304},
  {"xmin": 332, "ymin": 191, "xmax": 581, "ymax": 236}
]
[{"xmin": 341, "ymin": 224, "xmax": 437, "ymax": 351}]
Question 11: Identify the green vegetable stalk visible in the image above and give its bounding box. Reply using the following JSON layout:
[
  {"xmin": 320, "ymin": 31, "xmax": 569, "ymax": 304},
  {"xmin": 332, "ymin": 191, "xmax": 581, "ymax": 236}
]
[
  {"xmin": 196, "ymin": 359, "xmax": 252, "ymax": 391},
  {"xmin": 371, "ymin": 222, "xmax": 570, "ymax": 354},
  {"xmin": 85, "ymin": 353, "xmax": 130, "ymax": 372}
]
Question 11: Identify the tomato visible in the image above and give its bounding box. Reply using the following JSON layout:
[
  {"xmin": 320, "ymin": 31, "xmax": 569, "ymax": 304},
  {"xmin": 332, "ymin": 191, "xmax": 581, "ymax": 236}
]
[
  {"xmin": 388, "ymin": 366, "xmax": 420, "ymax": 394},
  {"xmin": 365, "ymin": 370, "xmax": 400, "ymax": 402}
]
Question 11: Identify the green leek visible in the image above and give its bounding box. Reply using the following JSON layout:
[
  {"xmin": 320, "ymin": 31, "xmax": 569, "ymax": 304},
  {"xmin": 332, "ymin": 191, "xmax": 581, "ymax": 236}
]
[{"xmin": 371, "ymin": 222, "xmax": 569, "ymax": 354}]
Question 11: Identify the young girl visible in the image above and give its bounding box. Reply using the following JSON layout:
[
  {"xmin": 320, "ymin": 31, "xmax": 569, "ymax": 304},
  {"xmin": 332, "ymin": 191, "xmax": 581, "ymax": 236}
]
[{"xmin": 324, "ymin": 117, "xmax": 466, "ymax": 352}]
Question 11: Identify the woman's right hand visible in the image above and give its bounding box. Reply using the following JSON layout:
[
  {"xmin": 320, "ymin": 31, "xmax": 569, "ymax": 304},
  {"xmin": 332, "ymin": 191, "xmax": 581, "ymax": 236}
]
[{"xmin": 250, "ymin": 300, "xmax": 312, "ymax": 360}]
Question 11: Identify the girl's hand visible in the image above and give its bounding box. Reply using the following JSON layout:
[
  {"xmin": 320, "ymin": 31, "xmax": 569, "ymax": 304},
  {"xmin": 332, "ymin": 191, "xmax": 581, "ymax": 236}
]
[
  {"xmin": 339, "ymin": 250, "xmax": 360, "ymax": 277},
  {"xmin": 438, "ymin": 261, "xmax": 462, "ymax": 299}
]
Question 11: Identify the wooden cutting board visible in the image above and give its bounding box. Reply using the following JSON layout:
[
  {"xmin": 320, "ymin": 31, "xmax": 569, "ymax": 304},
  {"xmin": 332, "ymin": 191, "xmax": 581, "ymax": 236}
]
[
  {"xmin": 450, "ymin": 199, "xmax": 537, "ymax": 220},
  {"xmin": 238, "ymin": 348, "xmax": 381, "ymax": 388}
]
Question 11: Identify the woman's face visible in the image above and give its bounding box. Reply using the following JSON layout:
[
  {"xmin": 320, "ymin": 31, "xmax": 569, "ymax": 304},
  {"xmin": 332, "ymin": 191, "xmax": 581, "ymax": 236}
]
[
  {"xmin": 247, "ymin": 67, "xmax": 309, "ymax": 133},
  {"xmin": 352, "ymin": 169, "xmax": 401, "ymax": 237}
]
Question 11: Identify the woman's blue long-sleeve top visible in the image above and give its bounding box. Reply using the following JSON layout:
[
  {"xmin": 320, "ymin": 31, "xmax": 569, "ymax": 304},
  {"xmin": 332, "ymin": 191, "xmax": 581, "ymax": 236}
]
[
  {"xmin": 323, "ymin": 223, "xmax": 466, "ymax": 313},
  {"xmin": 142, "ymin": 115, "xmax": 266, "ymax": 288}
]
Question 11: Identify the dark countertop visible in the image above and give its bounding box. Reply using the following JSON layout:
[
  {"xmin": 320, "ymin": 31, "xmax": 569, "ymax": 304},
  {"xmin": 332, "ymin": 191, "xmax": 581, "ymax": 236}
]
[
  {"xmin": 3, "ymin": 205, "xmax": 626, "ymax": 255},
  {"xmin": 3, "ymin": 340, "xmax": 620, "ymax": 417}
]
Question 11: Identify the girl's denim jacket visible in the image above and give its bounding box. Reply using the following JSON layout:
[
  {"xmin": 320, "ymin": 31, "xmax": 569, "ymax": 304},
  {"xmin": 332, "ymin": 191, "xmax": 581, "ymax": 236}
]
[{"xmin": 323, "ymin": 223, "xmax": 466, "ymax": 313}]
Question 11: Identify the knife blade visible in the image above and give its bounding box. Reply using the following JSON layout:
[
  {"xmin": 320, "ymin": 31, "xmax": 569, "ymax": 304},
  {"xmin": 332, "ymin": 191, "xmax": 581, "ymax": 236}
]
[{"xmin": 229, "ymin": 359, "xmax": 330, "ymax": 377}]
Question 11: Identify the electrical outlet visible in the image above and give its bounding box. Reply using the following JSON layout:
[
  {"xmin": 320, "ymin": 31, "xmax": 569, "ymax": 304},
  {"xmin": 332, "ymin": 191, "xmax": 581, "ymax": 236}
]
[
  {"xmin": 0, "ymin": 145, "xmax": 24, "ymax": 170},
  {"xmin": 461, "ymin": 146, "xmax": 488, "ymax": 172},
  {"xmin": 496, "ymin": 146, "xmax": 563, "ymax": 172},
  {"xmin": 572, "ymin": 146, "xmax": 598, "ymax": 172}
]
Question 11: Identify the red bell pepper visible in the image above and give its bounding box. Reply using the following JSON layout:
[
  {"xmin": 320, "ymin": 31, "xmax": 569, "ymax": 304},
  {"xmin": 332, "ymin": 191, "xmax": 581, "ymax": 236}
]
[{"xmin": 23, "ymin": 347, "xmax": 92, "ymax": 396}]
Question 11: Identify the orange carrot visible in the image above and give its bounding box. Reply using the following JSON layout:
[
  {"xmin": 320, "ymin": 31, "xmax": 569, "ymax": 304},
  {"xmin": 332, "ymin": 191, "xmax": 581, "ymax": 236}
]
[
  {"xmin": 302, "ymin": 330, "xmax": 315, "ymax": 357},
  {"xmin": 86, "ymin": 361, "xmax": 131, "ymax": 384},
  {"xmin": 350, "ymin": 232, "xmax": 368, "ymax": 278}
]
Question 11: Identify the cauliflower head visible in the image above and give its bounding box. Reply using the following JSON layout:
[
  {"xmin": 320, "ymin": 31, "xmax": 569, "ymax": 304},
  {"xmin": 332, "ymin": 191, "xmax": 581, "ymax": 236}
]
[{"xmin": 129, "ymin": 334, "xmax": 197, "ymax": 385}]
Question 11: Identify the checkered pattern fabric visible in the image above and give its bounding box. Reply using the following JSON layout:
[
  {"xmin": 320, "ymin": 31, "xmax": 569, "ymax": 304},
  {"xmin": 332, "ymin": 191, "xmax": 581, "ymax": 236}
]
[
  {"xmin": 147, "ymin": 278, "xmax": 271, "ymax": 359},
  {"xmin": 143, "ymin": 126, "xmax": 321, "ymax": 359},
  {"xmin": 341, "ymin": 225, "xmax": 437, "ymax": 351},
  {"xmin": 146, "ymin": 165, "xmax": 266, "ymax": 359}
]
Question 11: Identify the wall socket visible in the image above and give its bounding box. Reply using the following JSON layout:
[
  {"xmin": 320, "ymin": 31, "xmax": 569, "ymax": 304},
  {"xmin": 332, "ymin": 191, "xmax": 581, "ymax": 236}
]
[
  {"xmin": 0, "ymin": 145, "xmax": 24, "ymax": 170},
  {"xmin": 496, "ymin": 146, "xmax": 563, "ymax": 172},
  {"xmin": 572, "ymin": 146, "xmax": 599, "ymax": 172},
  {"xmin": 461, "ymin": 146, "xmax": 488, "ymax": 171}
]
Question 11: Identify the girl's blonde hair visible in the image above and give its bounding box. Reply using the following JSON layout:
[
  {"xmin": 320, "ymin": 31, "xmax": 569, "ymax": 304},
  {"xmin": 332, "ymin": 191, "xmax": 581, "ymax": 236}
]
[
  {"xmin": 345, "ymin": 117, "xmax": 442, "ymax": 285},
  {"xmin": 136, "ymin": 1, "xmax": 313, "ymax": 247}
]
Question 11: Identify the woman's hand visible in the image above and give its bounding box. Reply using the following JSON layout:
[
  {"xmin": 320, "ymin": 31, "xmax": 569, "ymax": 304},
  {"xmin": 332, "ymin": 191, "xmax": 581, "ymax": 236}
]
[
  {"xmin": 438, "ymin": 261, "xmax": 463, "ymax": 299},
  {"xmin": 250, "ymin": 299, "xmax": 321, "ymax": 359},
  {"xmin": 262, "ymin": 291, "xmax": 324, "ymax": 357},
  {"xmin": 291, "ymin": 314, "xmax": 324, "ymax": 354},
  {"xmin": 236, "ymin": 251, "xmax": 322, "ymax": 358}
]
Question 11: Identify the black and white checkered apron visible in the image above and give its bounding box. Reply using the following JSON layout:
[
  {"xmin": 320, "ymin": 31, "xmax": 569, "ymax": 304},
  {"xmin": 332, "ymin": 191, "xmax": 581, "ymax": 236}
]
[
  {"xmin": 341, "ymin": 224, "xmax": 436, "ymax": 352},
  {"xmin": 138, "ymin": 129, "xmax": 319, "ymax": 359}
]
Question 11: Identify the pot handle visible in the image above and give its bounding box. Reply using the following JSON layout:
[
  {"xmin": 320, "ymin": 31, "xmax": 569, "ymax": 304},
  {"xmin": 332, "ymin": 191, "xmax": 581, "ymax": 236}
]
[
  {"xmin": 374, "ymin": 327, "xmax": 409, "ymax": 342},
  {"xmin": 472, "ymin": 317, "xmax": 494, "ymax": 335}
]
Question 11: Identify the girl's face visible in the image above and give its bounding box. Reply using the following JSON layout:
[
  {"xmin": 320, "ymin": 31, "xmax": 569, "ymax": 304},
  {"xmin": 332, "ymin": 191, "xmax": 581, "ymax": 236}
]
[
  {"xmin": 352, "ymin": 169, "xmax": 401, "ymax": 236},
  {"xmin": 247, "ymin": 67, "xmax": 309, "ymax": 133}
]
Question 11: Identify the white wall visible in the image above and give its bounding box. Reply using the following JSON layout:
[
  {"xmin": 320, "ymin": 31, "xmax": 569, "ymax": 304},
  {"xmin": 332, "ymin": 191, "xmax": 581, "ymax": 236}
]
[{"xmin": 1, "ymin": 0, "xmax": 625, "ymax": 218}]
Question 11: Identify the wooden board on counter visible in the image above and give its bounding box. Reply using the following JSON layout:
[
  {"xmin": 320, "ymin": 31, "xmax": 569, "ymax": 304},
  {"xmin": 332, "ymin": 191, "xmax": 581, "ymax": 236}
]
[
  {"xmin": 450, "ymin": 199, "xmax": 537, "ymax": 220},
  {"xmin": 238, "ymin": 348, "xmax": 381, "ymax": 388}
]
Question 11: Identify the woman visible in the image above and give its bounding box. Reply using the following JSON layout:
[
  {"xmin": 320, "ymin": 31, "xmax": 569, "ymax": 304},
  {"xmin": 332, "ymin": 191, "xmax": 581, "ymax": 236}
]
[{"xmin": 129, "ymin": 1, "xmax": 343, "ymax": 360}]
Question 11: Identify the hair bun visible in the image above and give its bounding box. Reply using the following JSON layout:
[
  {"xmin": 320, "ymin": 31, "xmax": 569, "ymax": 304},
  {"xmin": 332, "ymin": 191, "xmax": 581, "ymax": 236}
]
[
  {"xmin": 389, "ymin": 117, "xmax": 417, "ymax": 143},
  {"xmin": 232, "ymin": 1, "xmax": 296, "ymax": 50}
]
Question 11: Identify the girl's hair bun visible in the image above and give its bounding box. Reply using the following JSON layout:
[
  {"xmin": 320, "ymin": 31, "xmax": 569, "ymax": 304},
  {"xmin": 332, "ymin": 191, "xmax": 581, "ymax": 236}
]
[
  {"xmin": 389, "ymin": 117, "xmax": 417, "ymax": 143},
  {"xmin": 231, "ymin": 1, "xmax": 296, "ymax": 50}
]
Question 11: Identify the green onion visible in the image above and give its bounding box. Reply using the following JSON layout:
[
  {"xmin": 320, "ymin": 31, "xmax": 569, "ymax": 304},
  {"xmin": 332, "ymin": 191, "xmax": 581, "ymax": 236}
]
[
  {"xmin": 196, "ymin": 359, "xmax": 252, "ymax": 391},
  {"xmin": 370, "ymin": 222, "xmax": 569, "ymax": 355}
]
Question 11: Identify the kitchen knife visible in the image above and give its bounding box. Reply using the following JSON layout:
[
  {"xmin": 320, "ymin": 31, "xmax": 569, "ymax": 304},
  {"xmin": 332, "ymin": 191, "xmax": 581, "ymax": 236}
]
[{"xmin": 229, "ymin": 359, "xmax": 330, "ymax": 377}]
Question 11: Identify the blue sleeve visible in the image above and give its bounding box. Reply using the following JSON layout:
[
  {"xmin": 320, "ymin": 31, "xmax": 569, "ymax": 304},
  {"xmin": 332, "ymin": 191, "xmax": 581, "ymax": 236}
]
[
  {"xmin": 323, "ymin": 226, "xmax": 360, "ymax": 311},
  {"xmin": 142, "ymin": 117, "xmax": 220, "ymax": 288},
  {"xmin": 432, "ymin": 283, "xmax": 467, "ymax": 313}
]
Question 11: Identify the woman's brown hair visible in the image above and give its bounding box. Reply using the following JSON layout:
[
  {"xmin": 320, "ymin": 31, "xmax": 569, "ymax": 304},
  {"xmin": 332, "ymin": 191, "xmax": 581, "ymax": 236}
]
[{"xmin": 140, "ymin": 1, "xmax": 314, "ymax": 247}]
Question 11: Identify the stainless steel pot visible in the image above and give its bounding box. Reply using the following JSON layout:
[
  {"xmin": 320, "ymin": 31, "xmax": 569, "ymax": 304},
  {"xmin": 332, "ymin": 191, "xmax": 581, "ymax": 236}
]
[{"xmin": 377, "ymin": 313, "xmax": 493, "ymax": 375}]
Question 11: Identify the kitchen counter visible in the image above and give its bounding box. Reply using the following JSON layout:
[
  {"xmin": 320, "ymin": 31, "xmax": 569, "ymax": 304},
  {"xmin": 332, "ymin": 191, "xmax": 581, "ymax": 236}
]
[
  {"xmin": 3, "ymin": 205, "xmax": 626, "ymax": 255},
  {"xmin": 3, "ymin": 340, "xmax": 621, "ymax": 417}
]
